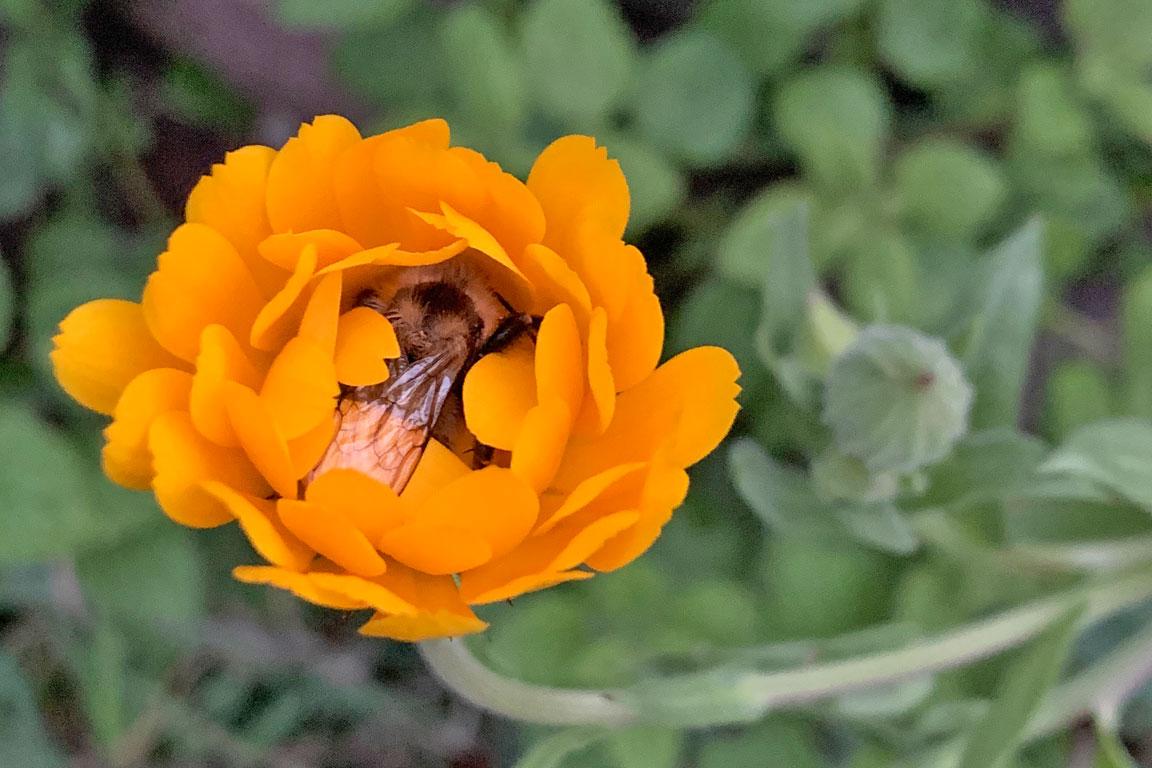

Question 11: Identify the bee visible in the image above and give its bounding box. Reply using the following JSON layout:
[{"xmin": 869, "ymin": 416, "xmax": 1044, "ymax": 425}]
[{"xmin": 307, "ymin": 262, "xmax": 539, "ymax": 494}]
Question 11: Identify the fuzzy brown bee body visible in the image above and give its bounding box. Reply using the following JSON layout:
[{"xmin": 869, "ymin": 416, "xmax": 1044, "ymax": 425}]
[{"xmin": 308, "ymin": 263, "xmax": 536, "ymax": 494}]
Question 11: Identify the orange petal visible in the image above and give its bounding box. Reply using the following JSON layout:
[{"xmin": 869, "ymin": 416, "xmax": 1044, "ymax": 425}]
[
  {"xmin": 461, "ymin": 340, "xmax": 536, "ymax": 450},
  {"xmin": 335, "ymin": 120, "xmax": 452, "ymax": 247},
  {"xmin": 585, "ymin": 463, "xmax": 689, "ymax": 572},
  {"xmin": 288, "ymin": 414, "xmax": 338, "ymax": 478},
  {"xmin": 400, "ymin": 438, "xmax": 471, "ymax": 508},
  {"xmin": 379, "ymin": 467, "xmax": 538, "ymax": 574},
  {"xmin": 276, "ymin": 498, "xmax": 387, "ymax": 577},
  {"xmin": 224, "ymin": 383, "xmax": 299, "ymax": 499},
  {"xmin": 190, "ymin": 325, "xmax": 261, "ymax": 447},
  {"xmin": 453, "ymin": 147, "xmax": 547, "ymax": 261},
  {"xmin": 306, "ymin": 571, "xmax": 417, "ymax": 615},
  {"xmin": 266, "ymin": 115, "xmax": 362, "ymax": 233},
  {"xmin": 334, "ymin": 307, "xmax": 400, "ymax": 386},
  {"xmin": 204, "ymin": 482, "xmax": 313, "ymax": 571},
  {"xmin": 250, "ymin": 244, "xmax": 318, "ymax": 352},
  {"xmin": 535, "ymin": 303, "xmax": 584, "ymax": 417},
  {"xmin": 607, "ymin": 274, "xmax": 664, "ymax": 392},
  {"xmin": 359, "ymin": 608, "xmax": 488, "ymax": 641},
  {"xmin": 413, "ymin": 202, "xmax": 528, "ymax": 282},
  {"xmin": 258, "ymin": 229, "xmax": 363, "ymax": 271},
  {"xmin": 184, "ymin": 145, "xmax": 286, "ymax": 296},
  {"xmin": 510, "ymin": 400, "xmax": 571, "ymax": 493},
  {"xmin": 260, "ymin": 336, "xmax": 340, "ymax": 440},
  {"xmin": 305, "ymin": 468, "xmax": 407, "ymax": 543},
  {"xmin": 142, "ymin": 223, "xmax": 265, "ymax": 362},
  {"xmin": 527, "ymin": 135, "xmax": 630, "ymax": 254},
  {"xmin": 102, "ymin": 368, "xmax": 193, "ymax": 489},
  {"xmin": 460, "ymin": 510, "xmax": 638, "ymax": 604},
  {"xmin": 51, "ymin": 299, "xmax": 184, "ymax": 415},
  {"xmin": 149, "ymin": 411, "xmax": 270, "ymax": 528},
  {"xmin": 232, "ymin": 565, "xmax": 366, "ymax": 610},
  {"xmin": 575, "ymin": 307, "xmax": 615, "ymax": 436},
  {"xmin": 520, "ymin": 244, "xmax": 593, "ymax": 321},
  {"xmin": 534, "ymin": 461, "xmax": 648, "ymax": 534},
  {"xmin": 298, "ymin": 271, "xmax": 342, "ymax": 356},
  {"xmin": 557, "ymin": 347, "xmax": 741, "ymax": 485}
]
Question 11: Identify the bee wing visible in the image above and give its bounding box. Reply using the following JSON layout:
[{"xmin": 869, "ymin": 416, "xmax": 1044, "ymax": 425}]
[{"xmin": 309, "ymin": 349, "xmax": 467, "ymax": 493}]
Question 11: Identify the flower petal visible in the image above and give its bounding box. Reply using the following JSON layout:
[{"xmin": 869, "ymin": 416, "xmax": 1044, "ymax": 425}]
[
  {"xmin": 358, "ymin": 561, "xmax": 487, "ymax": 640},
  {"xmin": 298, "ymin": 271, "xmax": 342, "ymax": 356},
  {"xmin": 607, "ymin": 274, "xmax": 664, "ymax": 392},
  {"xmin": 288, "ymin": 414, "xmax": 338, "ymax": 478},
  {"xmin": 535, "ymin": 303, "xmax": 584, "ymax": 417},
  {"xmin": 258, "ymin": 229, "xmax": 362, "ymax": 271},
  {"xmin": 190, "ymin": 325, "xmax": 262, "ymax": 447},
  {"xmin": 584, "ymin": 463, "xmax": 690, "ymax": 572},
  {"xmin": 224, "ymin": 383, "xmax": 299, "ymax": 498},
  {"xmin": 305, "ymin": 468, "xmax": 406, "ymax": 543},
  {"xmin": 250, "ymin": 244, "xmax": 318, "ymax": 352},
  {"xmin": 266, "ymin": 115, "xmax": 362, "ymax": 233},
  {"xmin": 232, "ymin": 565, "xmax": 366, "ymax": 610},
  {"xmin": 184, "ymin": 145, "xmax": 286, "ymax": 296},
  {"xmin": 203, "ymin": 482, "xmax": 313, "ymax": 571},
  {"xmin": 260, "ymin": 336, "xmax": 340, "ymax": 440},
  {"xmin": 520, "ymin": 244, "xmax": 592, "ymax": 320},
  {"xmin": 527, "ymin": 135, "xmax": 630, "ymax": 253},
  {"xmin": 334, "ymin": 307, "xmax": 400, "ymax": 386},
  {"xmin": 460, "ymin": 510, "xmax": 638, "ymax": 604},
  {"xmin": 51, "ymin": 299, "xmax": 184, "ymax": 415},
  {"xmin": 510, "ymin": 400, "xmax": 571, "ymax": 493},
  {"xmin": 142, "ymin": 224, "xmax": 265, "ymax": 362},
  {"xmin": 400, "ymin": 438, "xmax": 471, "ymax": 508},
  {"xmin": 102, "ymin": 368, "xmax": 193, "ymax": 489},
  {"xmin": 359, "ymin": 610, "xmax": 488, "ymax": 641},
  {"xmin": 379, "ymin": 467, "xmax": 538, "ymax": 574},
  {"xmin": 462, "ymin": 340, "xmax": 536, "ymax": 450},
  {"xmin": 149, "ymin": 411, "xmax": 270, "ymax": 528},
  {"xmin": 574, "ymin": 307, "xmax": 615, "ymax": 436},
  {"xmin": 534, "ymin": 461, "xmax": 648, "ymax": 534},
  {"xmin": 277, "ymin": 499, "xmax": 387, "ymax": 577},
  {"xmin": 413, "ymin": 202, "xmax": 528, "ymax": 282}
]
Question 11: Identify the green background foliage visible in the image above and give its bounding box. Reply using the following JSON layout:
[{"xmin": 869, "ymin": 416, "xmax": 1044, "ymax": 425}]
[{"xmin": 1, "ymin": 0, "xmax": 1151, "ymax": 765}]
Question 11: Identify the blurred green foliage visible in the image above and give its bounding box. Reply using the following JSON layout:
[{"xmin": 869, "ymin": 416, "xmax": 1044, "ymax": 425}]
[{"xmin": 2, "ymin": 0, "xmax": 1152, "ymax": 766}]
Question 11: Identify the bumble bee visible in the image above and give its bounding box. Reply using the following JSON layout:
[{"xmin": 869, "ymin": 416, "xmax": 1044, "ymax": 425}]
[{"xmin": 307, "ymin": 261, "xmax": 538, "ymax": 494}]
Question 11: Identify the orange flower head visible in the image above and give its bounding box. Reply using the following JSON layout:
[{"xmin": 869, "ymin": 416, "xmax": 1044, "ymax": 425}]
[{"xmin": 50, "ymin": 117, "xmax": 741, "ymax": 641}]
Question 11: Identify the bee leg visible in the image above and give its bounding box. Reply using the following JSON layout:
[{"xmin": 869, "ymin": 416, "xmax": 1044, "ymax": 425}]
[
  {"xmin": 472, "ymin": 442, "xmax": 496, "ymax": 469},
  {"xmin": 481, "ymin": 312, "xmax": 544, "ymax": 355}
]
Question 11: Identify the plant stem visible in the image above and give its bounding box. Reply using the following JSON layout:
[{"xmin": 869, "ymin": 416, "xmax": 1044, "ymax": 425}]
[{"xmin": 419, "ymin": 567, "xmax": 1152, "ymax": 728}]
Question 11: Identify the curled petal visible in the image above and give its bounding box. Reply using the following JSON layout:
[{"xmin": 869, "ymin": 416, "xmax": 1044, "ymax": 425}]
[
  {"xmin": 607, "ymin": 274, "xmax": 664, "ymax": 392},
  {"xmin": 334, "ymin": 307, "xmax": 401, "ymax": 386},
  {"xmin": 520, "ymin": 244, "xmax": 592, "ymax": 320},
  {"xmin": 103, "ymin": 368, "xmax": 193, "ymax": 489},
  {"xmin": 511, "ymin": 401, "xmax": 571, "ymax": 493},
  {"xmin": 190, "ymin": 325, "xmax": 261, "ymax": 447},
  {"xmin": 232, "ymin": 566, "xmax": 365, "ymax": 610},
  {"xmin": 204, "ymin": 482, "xmax": 313, "ymax": 571},
  {"xmin": 413, "ymin": 202, "xmax": 528, "ymax": 282},
  {"xmin": 142, "ymin": 224, "xmax": 265, "ymax": 362},
  {"xmin": 258, "ymin": 229, "xmax": 362, "ymax": 271},
  {"xmin": 266, "ymin": 115, "xmax": 362, "ymax": 233},
  {"xmin": 277, "ymin": 499, "xmax": 387, "ymax": 578},
  {"xmin": 585, "ymin": 462, "xmax": 690, "ymax": 572},
  {"xmin": 535, "ymin": 303, "xmax": 584, "ymax": 417},
  {"xmin": 462, "ymin": 340, "xmax": 536, "ymax": 451},
  {"xmin": 575, "ymin": 307, "xmax": 615, "ymax": 436},
  {"xmin": 298, "ymin": 271, "xmax": 343, "ymax": 356},
  {"xmin": 52, "ymin": 299, "xmax": 183, "ymax": 415},
  {"xmin": 261, "ymin": 336, "xmax": 340, "ymax": 440},
  {"xmin": 535, "ymin": 461, "xmax": 647, "ymax": 534},
  {"xmin": 250, "ymin": 245, "xmax": 318, "ymax": 352},
  {"xmin": 224, "ymin": 383, "xmax": 299, "ymax": 499},
  {"xmin": 149, "ymin": 411, "xmax": 269, "ymax": 528},
  {"xmin": 527, "ymin": 135, "xmax": 629, "ymax": 253}
]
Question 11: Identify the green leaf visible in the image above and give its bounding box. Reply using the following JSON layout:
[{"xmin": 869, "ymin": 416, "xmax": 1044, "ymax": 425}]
[
  {"xmin": 1014, "ymin": 64, "xmax": 1096, "ymax": 158},
  {"xmin": 1041, "ymin": 419, "xmax": 1152, "ymax": 512},
  {"xmin": 439, "ymin": 5, "xmax": 526, "ymax": 142},
  {"xmin": 605, "ymin": 726, "xmax": 683, "ymax": 768},
  {"xmin": 698, "ymin": 717, "xmax": 825, "ymax": 768},
  {"xmin": 835, "ymin": 502, "xmax": 920, "ymax": 556},
  {"xmin": 810, "ymin": 447, "xmax": 897, "ymax": 505},
  {"xmin": 0, "ymin": 400, "xmax": 106, "ymax": 562},
  {"xmin": 921, "ymin": 430, "xmax": 1046, "ymax": 510},
  {"xmin": 716, "ymin": 184, "xmax": 812, "ymax": 289},
  {"xmin": 893, "ymin": 139, "xmax": 1007, "ymax": 240},
  {"xmin": 275, "ymin": 0, "xmax": 412, "ymax": 29},
  {"xmin": 332, "ymin": 11, "xmax": 448, "ymax": 107},
  {"xmin": 602, "ymin": 135, "xmax": 686, "ymax": 235},
  {"xmin": 728, "ymin": 438, "xmax": 838, "ymax": 538},
  {"xmin": 1043, "ymin": 360, "xmax": 1115, "ymax": 440},
  {"xmin": 1064, "ymin": 0, "xmax": 1152, "ymax": 74},
  {"xmin": 754, "ymin": 199, "xmax": 816, "ymax": 362},
  {"xmin": 0, "ymin": 650, "xmax": 66, "ymax": 768},
  {"xmin": 1094, "ymin": 723, "xmax": 1138, "ymax": 768},
  {"xmin": 775, "ymin": 67, "xmax": 891, "ymax": 194},
  {"xmin": 77, "ymin": 522, "xmax": 206, "ymax": 629},
  {"xmin": 1122, "ymin": 265, "xmax": 1152, "ymax": 419},
  {"xmin": 520, "ymin": 0, "xmax": 636, "ymax": 127},
  {"xmin": 957, "ymin": 609, "xmax": 1082, "ymax": 768},
  {"xmin": 514, "ymin": 728, "xmax": 606, "ymax": 768},
  {"xmin": 0, "ymin": 255, "xmax": 12, "ymax": 349},
  {"xmin": 72, "ymin": 618, "xmax": 130, "ymax": 749},
  {"xmin": 823, "ymin": 325, "xmax": 973, "ymax": 474},
  {"xmin": 696, "ymin": 0, "xmax": 866, "ymax": 76},
  {"xmin": 841, "ymin": 229, "xmax": 921, "ymax": 326},
  {"xmin": 877, "ymin": 0, "xmax": 987, "ymax": 88},
  {"xmin": 159, "ymin": 59, "xmax": 254, "ymax": 132},
  {"xmin": 961, "ymin": 220, "xmax": 1044, "ymax": 429},
  {"xmin": 633, "ymin": 31, "xmax": 755, "ymax": 166}
]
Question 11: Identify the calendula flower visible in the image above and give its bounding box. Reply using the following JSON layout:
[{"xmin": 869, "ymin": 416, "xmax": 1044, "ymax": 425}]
[{"xmin": 51, "ymin": 116, "xmax": 740, "ymax": 641}]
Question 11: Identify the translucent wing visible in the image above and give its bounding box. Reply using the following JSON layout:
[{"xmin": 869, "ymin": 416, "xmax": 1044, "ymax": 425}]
[{"xmin": 308, "ymin": 349, "xmax": 468, "ymax": 494}]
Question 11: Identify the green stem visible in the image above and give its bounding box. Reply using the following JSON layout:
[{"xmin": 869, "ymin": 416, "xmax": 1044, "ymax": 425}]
[{"xmin": 419, "ymin": 567, "xmax": 1152, "ymax": 728}]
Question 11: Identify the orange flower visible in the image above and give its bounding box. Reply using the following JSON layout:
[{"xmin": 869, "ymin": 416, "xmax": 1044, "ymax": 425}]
[{"xmin": 51, "ymin": 117, "xmax": 740, "ymax": 641}]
